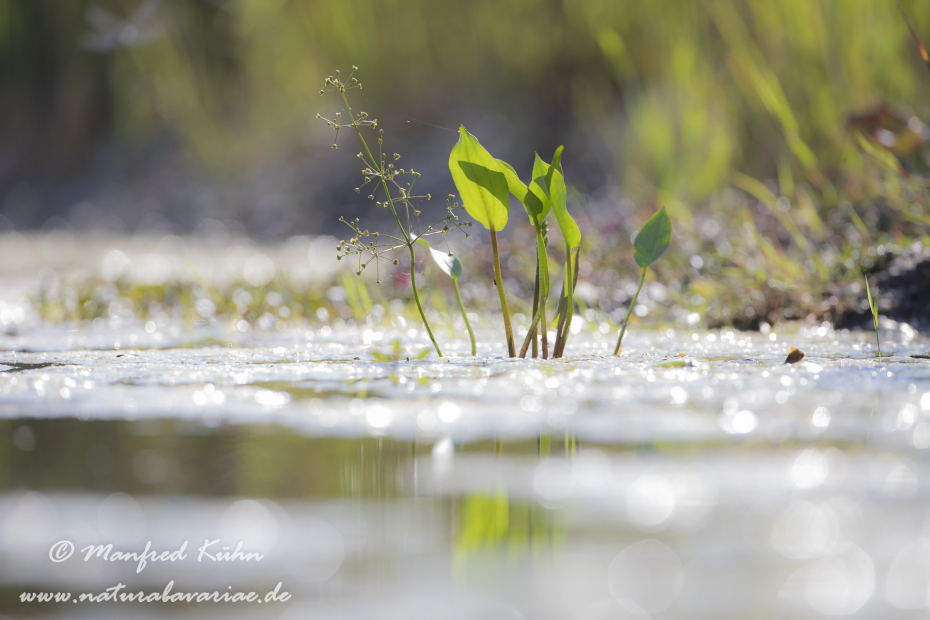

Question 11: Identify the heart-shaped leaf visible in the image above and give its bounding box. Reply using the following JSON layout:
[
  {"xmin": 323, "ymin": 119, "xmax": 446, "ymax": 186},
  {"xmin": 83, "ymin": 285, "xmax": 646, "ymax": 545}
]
[
  {"xmin": 633, "ymin": 206, "xmax": 671, "ymax": 269},
  {"xmin": 417, "ymin": 238, "xmax": 462, "ymax": 279},
  {"xmin": 449, "ymin": 126, "xmax": 509, "ymax": 231}
]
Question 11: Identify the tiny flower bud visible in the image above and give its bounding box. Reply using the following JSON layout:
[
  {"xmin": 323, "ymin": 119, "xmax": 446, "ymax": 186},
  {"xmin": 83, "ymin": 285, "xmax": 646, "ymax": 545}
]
[{"xmin": 393, "ymin": 259, "xmax": 399, "ymax": 265}]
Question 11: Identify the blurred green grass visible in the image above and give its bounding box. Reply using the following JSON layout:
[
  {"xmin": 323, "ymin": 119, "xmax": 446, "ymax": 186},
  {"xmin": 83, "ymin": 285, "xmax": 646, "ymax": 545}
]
[{"xmin": 8, "ymin": 0, "xmax": 930, "ymax": 329}]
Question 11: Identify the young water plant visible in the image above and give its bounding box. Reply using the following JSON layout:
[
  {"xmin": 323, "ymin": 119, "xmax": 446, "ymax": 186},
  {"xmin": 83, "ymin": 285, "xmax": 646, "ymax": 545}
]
[
  {"xmin": 319, "ymin": 68, "xmax": 471, "ymax": 358},
  {"xmin": 417, "ymin": 235, "xmax": 476, "ymax": 356},
  {"xmin": 497, "ymin": 152, "xmax": 552, "ymax": 358},
  {"xmin": 613, "ymin": 206, "xmax": 672, "ymax": 355},
  {"xmin": 497, "ymin": 147, "xmax": 580, "ymax": 359},
  {"xmin": 865, "ymin": 274, "xmax": 881, "ymax": 358},
  {"xmin": 545, "ymin": 162, "xmax": 580, "ymax": 359},
  {"xmin": 448, "ymin": 127, "xmax": 515, "ymax": 357}
]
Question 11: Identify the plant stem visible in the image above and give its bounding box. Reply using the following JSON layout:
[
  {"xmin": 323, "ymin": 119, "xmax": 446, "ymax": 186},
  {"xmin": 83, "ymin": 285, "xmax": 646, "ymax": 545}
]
[
  {"xmin": 540, "ymin": 297, "xmax": 548, "ymax": 359},
  {"xmin": 340, "ymin": 88, "xmax": 442, "ymax": 357},
  {"xmin": 490, "ymin": 227, "xmax": 516, "ymax": 357},
  {"xmin": 520, "ymin": 225, "xmax": 550, "ymax": 359},
  {"xmin": 520, "ymin": 265, "xmax": 541, "ymax": 358},
  {"xmin": 531, "ymin": 260, "xmax": 540, "ymax": 358},
  {"xmin": 408, "ymin": 244, "xmax": 443, "ymax": 357},
  {"xmin": 452, "ymin": 278, "xmax": 476, "ymax": 356},
  {"xmin": 553, "ymin": 246, "xmax": 578, "ymax": 358},
  {"xmin": 875, "ymin": 326, "xmax": 882, "ymax": 359},
  {"xmin": 613, "ymin": 268, "xmax": 646, "ymax": 356}
]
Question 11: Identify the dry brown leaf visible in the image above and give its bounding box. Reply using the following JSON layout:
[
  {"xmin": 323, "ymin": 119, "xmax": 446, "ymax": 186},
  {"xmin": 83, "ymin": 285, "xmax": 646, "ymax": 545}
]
[{"xmin": 784, "ymin": 347, "xmax": 805, "ymax": 364}]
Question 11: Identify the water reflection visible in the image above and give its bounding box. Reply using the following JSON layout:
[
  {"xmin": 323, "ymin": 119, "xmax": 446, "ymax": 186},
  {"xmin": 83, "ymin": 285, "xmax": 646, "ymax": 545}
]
[{"xmin": 1, "ymin": 420, "xmax": 930, "ymax": 618}]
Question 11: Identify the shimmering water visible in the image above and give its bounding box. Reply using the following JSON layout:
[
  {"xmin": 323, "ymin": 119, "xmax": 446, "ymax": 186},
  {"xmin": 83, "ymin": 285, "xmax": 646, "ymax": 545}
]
[{"xmin": 1, "ymin": 236, "xmax": 929, "ymax": 618}]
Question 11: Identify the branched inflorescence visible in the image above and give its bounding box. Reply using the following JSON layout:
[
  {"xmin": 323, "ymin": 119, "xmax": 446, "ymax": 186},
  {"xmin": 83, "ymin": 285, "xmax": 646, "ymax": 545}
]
[{"xmin": 318, "ymin": 67, "xmax": 472, "ymax": 356}]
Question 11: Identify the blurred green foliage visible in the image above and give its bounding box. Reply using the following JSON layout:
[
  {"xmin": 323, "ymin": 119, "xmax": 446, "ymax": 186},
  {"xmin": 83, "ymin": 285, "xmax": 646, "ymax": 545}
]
[
  {"xmin": 9, "ymin": 0, "xmax": 930, "ymax": 329},
  {"xmin": 3, "ymin": 0, "xmax": 930, "ymax": 196}
]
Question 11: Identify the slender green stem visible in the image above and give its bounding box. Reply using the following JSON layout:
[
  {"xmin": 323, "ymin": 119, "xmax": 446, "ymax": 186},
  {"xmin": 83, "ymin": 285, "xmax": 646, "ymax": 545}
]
[
  {"xmin": 530, "ymin": 260, "xmax": 540, "ymax": 358},
  {"xmin": 490, "ymin": 227, "xmax": 516, "ymax": 357},
  {"xmin": 520, "ymin": 266, "xmax": 542, "ymax": 358},
  {"xmin": 520, "ymin": 225, "xmax": 550, "ymax": 358},
  {"xmin": 452, "ymin": 278, "xmax": 476, "ymax": 356},
  {"xmin": 875, "ymin": 326, "xmax": 882, "ymax": 359},
  {"xmin": 408, "ymin": 244, "xmax": 442, "ymax": 357},
  {"xmin": 613, "ymin": 268, "xmax": 646, "ymax": 356},
  {"xmin": 339, "ymin": 88, "xmax": 442, "ymax": 357},
  {"xmin": 553, "ymin": 246, "xmax": 577, "ymax": 358},
  {"xmin": 540, "ymin": 297, "xmax": 548, "ymax": 359}
]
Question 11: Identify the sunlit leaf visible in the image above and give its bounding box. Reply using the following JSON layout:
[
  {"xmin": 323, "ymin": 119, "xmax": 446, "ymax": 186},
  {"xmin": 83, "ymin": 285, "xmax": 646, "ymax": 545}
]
[
  {"xmin": 497, "ymin": 159, "xmax": 544, "ymax": 220},
  {"xmin": 633, "ymin": 206, "xmax": 671, "ymax": 269},
  {"xmin": 549, "ymin": 169, "xmax": 580, "ymax": 248},
  {"xmin": 449, "ymin": 126, "xmax": 509, "ymax": 230},
  {"xmin": 529, "ymin": 146, "xmax": 564, "ymax": 220},
  {"xmin": 417, "ymin": 238, "xmax": 462, "ymax": 279}
]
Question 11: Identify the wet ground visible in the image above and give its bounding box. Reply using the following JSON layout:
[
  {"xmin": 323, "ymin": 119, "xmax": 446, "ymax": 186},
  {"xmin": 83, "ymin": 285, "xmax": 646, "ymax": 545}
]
[{"xmin": 1, "ymin": 236, "xmax": 929, "ymax": 619}]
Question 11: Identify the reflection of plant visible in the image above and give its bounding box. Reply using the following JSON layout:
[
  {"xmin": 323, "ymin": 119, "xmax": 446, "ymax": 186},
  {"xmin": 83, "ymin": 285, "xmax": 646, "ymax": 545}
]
[
  {"xmin": 454, "ymin": 491, "xmax": 560, "ymax": 571},
  {"xmin": 614, "ymin": 207, "xmax": 672, "ymax": 355},
  {"xmin": 319, "ymin": 68, "xmax": 471, "ymax": 357}
]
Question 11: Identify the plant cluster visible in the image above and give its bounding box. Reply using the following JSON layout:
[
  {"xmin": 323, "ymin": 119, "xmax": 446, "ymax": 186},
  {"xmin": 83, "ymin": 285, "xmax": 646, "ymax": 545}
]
[
  {"xmin": 318, "ymin": 67, "xmax": 472, "ymax": 357},
  {"xmin": 321, "ymin": 68, "xmax": 673, "ymax": 359}
]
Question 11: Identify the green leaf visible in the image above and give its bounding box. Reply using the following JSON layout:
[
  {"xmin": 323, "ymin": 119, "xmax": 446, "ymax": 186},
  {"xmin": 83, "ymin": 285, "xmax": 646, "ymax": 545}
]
[
  {"xmin": 633, "ymin": 206, "xmax": 671, "ymax": 269},
  {"xmin": 551, "ymin": 145, "xmax": 564, "ymax": 174},
  {"xmin": 497, "ymin": 159, "xmax": 544, "ymax": 221},
  {"xmin": 865, "ymin": 275, "xmax": 878, "ymax": 329},
  {"xmin": 417, "ymin": 238, "xmax": 462, "ymax": 279},
  {"xmin": 529, "ymin": 146, "xmax": 564, "ymax": 220},
  {"xmin": 549, "ymin": 169, "xmax": 580, "ymax": 248},
  {"xmin": 530, "ymin": 155, "xmax": 553, "ymax": 218},
  {"xmin": 449, "ymin": 126, "xmax": 509, "ymax": 231}
]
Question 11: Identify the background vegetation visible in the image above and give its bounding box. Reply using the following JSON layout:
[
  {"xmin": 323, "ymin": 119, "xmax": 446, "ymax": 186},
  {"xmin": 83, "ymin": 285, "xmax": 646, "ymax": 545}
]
[{"xmin": 7, "ymin": 0, "xmax": 930, "ymax": 329}]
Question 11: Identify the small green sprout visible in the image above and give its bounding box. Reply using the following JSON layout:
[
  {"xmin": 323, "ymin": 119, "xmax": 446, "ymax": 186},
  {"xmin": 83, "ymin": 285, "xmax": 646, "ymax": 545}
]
[
  {"xmin": 417, "ymin": 236, "xmax": 476, "ymax": 356},
  {"xmin": 865, "ymin": 274, "xmax": 881, "ymax": 358},
  {"xmin": 449, "ymin": 126, "xmax": 515, "ymax": 357},
  {"xmin": 613, "ymin": 206, "xmax": 672, "ymax": 355}
]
